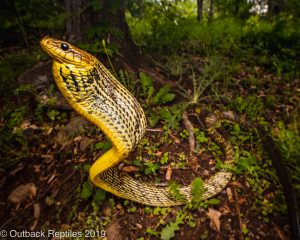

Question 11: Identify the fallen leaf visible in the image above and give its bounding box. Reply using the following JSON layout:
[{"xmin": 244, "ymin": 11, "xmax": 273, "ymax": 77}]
[
  {"xmin": 33, "ymin": 203, "xmax": 41, "ymax": 219},
  {"xmin": 238, "ymin": 197, "xmax": 246, "ymax": 205},
  {"xmin": 74, "ymin": 136, "xmax": 81, "ymax": 142},
  {"xmin": 45, "ymin": 197, "xmax": 55, "ymax": 206},
  {"xmin": 274, "ymin": 224, "xmax": 287, "ymax": 240},
  {"xmin": 207, "ymin": 208, "xmax": 222, "ymax": 232},
  {"xmin": 8, "ymin": 183, "xmax": 37, "ymax": 204},
  {"xmin": 47, "ymin": 174, "xmax": 57, "ymax": 184},
  {"xmin": 9, "ymin": 163, "xmax": 24, "ymax": 176},
  {"xmin": 30, "ymin": 203, "xmax": 41, "ymax": 231},
  {"xmin": 46, "ymin": 127, "xmax": 54, "ymax": 135},
  {"xmin": 32, "ymin": 165, "xmax": 41, "ymax": 173},
  {"xmin": 79, "ymin": 137, "xmax": 92, "ymax": 151},
  {"xmin": 226, "ymin": 188, "xmax": 234, "ymax": 203},
  {"xmin": 135, "ymin": 223, "xmax": 143, "ymax": 229},
  {"xmin": 170, "ymin": 134, "xmax": 180, "ymax": 144},
  {"xmin": 102, "ymin": 204, "xmax": 112, "ymax": 217},
  {"xmin": 155, "ymin": 151, "xmax": 163, "ymax": 157},
  {"xmin": 106, "ymin": 222, "xmax": 123, "ymax": 240},
  {"xmin": 122, "ymin": 166, "xmax": 140, "ymax": 172},
  {"xmin": 165, "ymin": 165, "xmax": 172, "ymax": 181}
]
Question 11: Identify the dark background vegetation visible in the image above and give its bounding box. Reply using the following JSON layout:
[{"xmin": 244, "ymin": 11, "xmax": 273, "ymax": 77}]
[{"xmin": 0, "ymin": 0, "xmax": 299, "ymax": 239}]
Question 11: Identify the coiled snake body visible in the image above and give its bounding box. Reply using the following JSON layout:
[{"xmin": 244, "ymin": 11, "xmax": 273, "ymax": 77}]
[{"xmin": 40, "ymin": 36, "xmax": 249, "ymax": 206}]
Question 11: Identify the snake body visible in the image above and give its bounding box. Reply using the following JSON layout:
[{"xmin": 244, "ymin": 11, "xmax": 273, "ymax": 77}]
[{"xmin": 40, "ymin": 36, "xmax": 249, "ymax": 206}]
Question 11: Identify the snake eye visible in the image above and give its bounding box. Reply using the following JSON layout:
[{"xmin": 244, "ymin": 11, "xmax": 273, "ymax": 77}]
[{"xmin": 60, "ymin": 43, "xmax": 70, "ymax": 51}]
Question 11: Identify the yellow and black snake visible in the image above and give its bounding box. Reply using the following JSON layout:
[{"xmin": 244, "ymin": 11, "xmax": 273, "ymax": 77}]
[{"xmin": 40, "ymin": 36, "xmax": 250, "ymax": 206}]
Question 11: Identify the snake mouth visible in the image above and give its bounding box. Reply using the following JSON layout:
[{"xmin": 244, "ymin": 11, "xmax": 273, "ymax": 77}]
[
  {"xmin": 40, "ymin": 36, "xmax": 93, "ymax": 67},
  {"xmin": 40, "ymin": 36, "xmax": 67, "ymax": 64}
]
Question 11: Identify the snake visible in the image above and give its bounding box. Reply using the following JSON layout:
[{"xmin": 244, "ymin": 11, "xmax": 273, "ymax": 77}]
[{"xmin": 40, "ymin": 36, "xmax": 250, "ymax": 206}]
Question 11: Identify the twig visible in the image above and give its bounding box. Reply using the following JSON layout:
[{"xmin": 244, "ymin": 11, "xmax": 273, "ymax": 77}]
[
  {"xmin": 160, "ymin": 165, "xmax": 191, "ymax": 170},
  {"xmin": 232, "ymin": 187, "xmax": 244, "ymax": 240},
  {"xmin": 146, "ymin": 128, "xmax": 164, "ymax": 132},
  {"xmin": 182, "ymin": 111, "xmax": 195, "ymax": 152}
]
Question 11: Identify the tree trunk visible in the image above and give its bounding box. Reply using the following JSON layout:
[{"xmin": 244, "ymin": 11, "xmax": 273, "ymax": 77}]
[
  {"xmin": 209, "ymin": 0, "xmax": 214, "ymax": 20},
  {"xmin": 63, "ymin": 0, "xmax": 173, "ymax": 85},
  {"xmin": 64, "ymin": 0, "xmax": 140, "ymax": 64},
  {"xmin": 268, "ymin": 0, "xmax": 285, "ymax": 15},
  {"xmin": 64, "ymin": 0, "xmax": 90, "ymax": 43},
  {"xmin": 197, "ymin": 0, "xmax": 203, "ymax": 22}
]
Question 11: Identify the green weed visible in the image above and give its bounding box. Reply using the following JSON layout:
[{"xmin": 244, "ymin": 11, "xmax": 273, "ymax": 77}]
[
  {"xmin": 139, "ymin": 72, "xmax": 176, "ymax": 107},
  {"xmin": 160, "ymin": 210, "xmax": 185, "ymax": 240},
  {"xmin": 94, "ymin": 138, "xmax": 112, "ymax": 151}
]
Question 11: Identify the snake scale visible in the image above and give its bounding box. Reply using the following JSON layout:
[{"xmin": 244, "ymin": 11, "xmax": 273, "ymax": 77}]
[{"xmin": 40, "ymin": 36, "xmax": 250, "ymax": 206}]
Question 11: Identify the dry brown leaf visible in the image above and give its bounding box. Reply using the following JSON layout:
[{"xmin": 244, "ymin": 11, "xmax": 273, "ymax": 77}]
[
  {"xmin": 226, "ymin": 188, "xmax": 234, "ymax": 203},
  {"xmin": 165, "ymin": 165, "xmax": 172, "ymax": 181},
  {"xmin": 274, "ymin": 224, "xmax": 287, "ymax": 240},
  {"xmin": 102, "ymin": 205, "xmax": 112, "ymax": 217},
  {"xmin": 33, "ymin": 203, "xmax": 41, "ymax": 219},
  {"xmin": 170, "ymin": 133, "xmax": 181, "ymax": 144},
  {"xmin": 45, "ymin": 197, "xmax": 55, "ymax": 206},
  {"xmin": 207, "ymin": 208, "xmax": 222, "ymax": 232},
  {"xmin": 106, "ymin": 222, "xmax": 123, "ymax": 240},
  {"xmin": 79, "ymin": 136, "xmax": 92, "ymax": 151},
  {"xmin": 40, "ymin": 154, "xmax": 53, "ymax": 159},
  {"xmin": 238, "ymin": 197, "xmax": 246, "ymax": 205},
  {"xmin": 32, "ymin": 164, "xmax": 41, "ymax": 173},
  {"xmin": 46, "ymin": 127, "xmax": 54, "ymax": 135},
  {"xmin": 230, "ymin": 181, "xmax": 243, "ymax": 188},
  {"xmin": 182, "ymin": 111, "xmax": 195, "ymax": 152},
  {"xmin": 74, "ymin": 136, "xmax": 82, "ymax": 142},
  {"xmin": 155, "ymin": 151, "xmax": 163, "ymax": 157},
  {"xmin": 122, "ymin": 166, "xmax": 140, "ymax": 172},
  {"xmin": 47, "ymin": 174, "xmax": 57, "ymax": 184},
  {"xmin": 9, "ymin": 163, "xmax": 24, "ymax": 176},
  {"xmin": 135, "ymin": 223, "xmax": 143, "ymax": 229},
  {"xmin": 8, "ymin": 183, "xmax": 37, "ymax": 204},
  {"xmin": 219, "ymin": 206, "xmax": 231, "ymax": 215},
  {"xmin": 187, "ymin": 155, "xmax": 200, "ymax": 170}
]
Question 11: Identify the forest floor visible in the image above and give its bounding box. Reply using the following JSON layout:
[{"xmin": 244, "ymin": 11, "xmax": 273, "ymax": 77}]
[{"xmin": 0, "ymin": 53, "xmax": 298, "ymax": 240}]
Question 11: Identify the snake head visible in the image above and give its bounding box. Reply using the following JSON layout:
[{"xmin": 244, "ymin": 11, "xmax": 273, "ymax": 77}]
[{"xmin": 40, "ymin": 36, "xmax": 96, "ymax": 67}]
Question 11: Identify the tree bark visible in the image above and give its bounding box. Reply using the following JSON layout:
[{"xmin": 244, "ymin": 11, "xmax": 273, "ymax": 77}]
[
  {"xmin": 64, "ymin": 0, "xmax": 140, "ymax": 64},
  {"xmin": 209, "ymin": 0, "xmax": 214, "ymax": 20},
  {"xmin": 268, "ymin": 0, "xmax": 285, "ymax": 15},
  {"xmin": 197, "ymin": 0, "xmax": 203, "ymax": 22},
  {"xmin": 63, "ymin": 0, "xmax": 173, "ymax": 86},
  {"xmin": 64, "ymin": 0, "xmax": 90, "ymax": 43}
]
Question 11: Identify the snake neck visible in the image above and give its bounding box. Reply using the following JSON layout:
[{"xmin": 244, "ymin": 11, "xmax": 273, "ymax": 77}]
[{"xmin": 51, "ymin": 60, "xmax": 147, "ymax": 160}]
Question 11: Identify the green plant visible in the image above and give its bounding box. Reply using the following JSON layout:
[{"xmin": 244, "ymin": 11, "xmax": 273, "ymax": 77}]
[
  {"xmin": 139, "ymin": 72, "xmax": 175, "ymax": 106},
  {"xmin": 160, "ymin": 152, "xmax": 169, "ymax": 164},
  {"xmin": 148, "ymin": 104, "xmax": 187, "ymax": 129},
  {"xmin": 146, "ymin": 228, "xmax": 159, "ymax": 237},
  {"xmin": 188, "ymin": 177, "xmax": 221, "ymax": 210},
  {"xmin": 14, "ymin": 83, "xmax": 36, "ymax": 95},
  {"xmin": 118, "ymin": 69, "xmax": 138, "ymax": 96},
  {"xmin": 177, "ymin": 56, "xmax": 224, "ymax": 104},
  {"xmin": 144, "ymin": 161, "xmax": 160, "ymax": 175},
  {"xmin": 272, "ymin": 120, "xmax": 300, "ymax": 193},
  {"xmin": 231, "ymin": 96, "xmax": 264, "ymax": 121},
  {"xmin": 160, "ymin": 210, "xmax": 185, "ymax": 240},
  {"xmin": 94, "ymin": 138, "xmax": 112, "ymax": 151},
  {"xmin": 168, "ymin": 181, "xmax": 186, "ymax": 203},
  {"xmin": 80, "ymin": 181, "xmax": 94, "ymax": 200},
  {"xmin": 0, "ymin": 50, "xmax": 40, "ymax": 99},
  {"xmin": 179, "ymin": 129, "xmax": 189, "ymax": 139}
]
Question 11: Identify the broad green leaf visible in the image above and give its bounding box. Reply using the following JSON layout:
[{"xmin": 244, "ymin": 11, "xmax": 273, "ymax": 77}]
[
  {"xmin": 191, "ymin": 177, "xmax": 204, "ymax": 201},
  {"xmin": 80, "ymin": 182, "xmax": 93, "ymax": 200}
]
